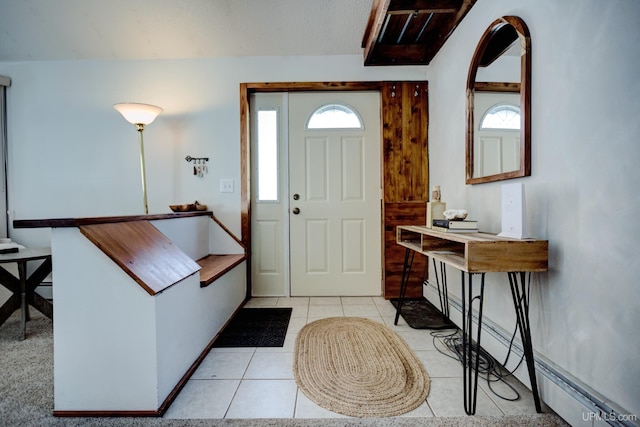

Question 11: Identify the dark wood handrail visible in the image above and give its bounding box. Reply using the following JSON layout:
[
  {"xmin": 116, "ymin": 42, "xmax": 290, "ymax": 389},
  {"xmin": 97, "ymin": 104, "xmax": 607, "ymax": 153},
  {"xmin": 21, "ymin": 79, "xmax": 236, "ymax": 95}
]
[
  {"xmin": 13, "ymin": 211, "xmax": 213, "ymax": 228},
  {"xmin": 211, "ymin": 214, "xmax": 247, "ymax": 251}
]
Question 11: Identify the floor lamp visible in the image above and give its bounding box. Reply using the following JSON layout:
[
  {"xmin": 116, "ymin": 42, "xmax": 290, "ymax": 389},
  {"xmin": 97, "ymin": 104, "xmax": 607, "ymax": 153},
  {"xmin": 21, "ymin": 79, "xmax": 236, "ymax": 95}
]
[{"xmin": 113, "ymin": 102, "xmax": 163, "ymax": 214}]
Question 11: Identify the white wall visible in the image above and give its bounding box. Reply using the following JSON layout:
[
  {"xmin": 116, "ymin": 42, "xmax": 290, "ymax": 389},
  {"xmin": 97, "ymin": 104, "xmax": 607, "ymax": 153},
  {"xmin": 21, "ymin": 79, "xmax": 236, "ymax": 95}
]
[
  {"xmin": 53, "ymin": 227, "xmax": 160, "ymax": 411},
  {"xmin": 0, "ymin": 55, "xmax": 426, "ymax": 248},
  {"xmin": 428, "ymin": 0, "xmax": 640, "ymax": 420}
]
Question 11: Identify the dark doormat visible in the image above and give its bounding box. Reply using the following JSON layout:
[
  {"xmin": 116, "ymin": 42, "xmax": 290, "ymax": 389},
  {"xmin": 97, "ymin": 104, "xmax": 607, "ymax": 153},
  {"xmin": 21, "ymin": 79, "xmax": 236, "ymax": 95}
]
[
  {"xmin": 390, "ymin": 298, "xmax": 456, "ymax": 330},
  {"xmin": 213, "ymin": 307, "xmax": 292, "ymax": 347}
]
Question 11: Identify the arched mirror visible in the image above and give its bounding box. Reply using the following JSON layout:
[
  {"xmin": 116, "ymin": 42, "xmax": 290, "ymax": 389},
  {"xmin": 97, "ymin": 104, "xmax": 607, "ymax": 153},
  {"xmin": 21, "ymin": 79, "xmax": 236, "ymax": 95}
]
[{"xmin": 466, "ymin": 16, "xmax": 531, "ymax": 184}]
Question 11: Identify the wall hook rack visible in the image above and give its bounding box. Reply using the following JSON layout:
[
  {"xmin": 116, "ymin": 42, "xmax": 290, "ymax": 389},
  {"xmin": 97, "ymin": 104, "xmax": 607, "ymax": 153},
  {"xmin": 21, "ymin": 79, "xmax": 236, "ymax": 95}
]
[
  {"xmin": 185, "ymin": 155, "xmax": 209, "ymax": 163},
  {"xmin": 185, "ymin": 155, "xmax": 210, "ymax": 177}
]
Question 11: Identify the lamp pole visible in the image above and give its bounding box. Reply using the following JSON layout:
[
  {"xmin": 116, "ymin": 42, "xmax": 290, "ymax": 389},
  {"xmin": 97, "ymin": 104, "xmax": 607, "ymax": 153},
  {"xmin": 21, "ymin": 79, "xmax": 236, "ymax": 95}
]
[{"xmin": 136, "ymin": 123, "xmax": 148, "ymax": 214}]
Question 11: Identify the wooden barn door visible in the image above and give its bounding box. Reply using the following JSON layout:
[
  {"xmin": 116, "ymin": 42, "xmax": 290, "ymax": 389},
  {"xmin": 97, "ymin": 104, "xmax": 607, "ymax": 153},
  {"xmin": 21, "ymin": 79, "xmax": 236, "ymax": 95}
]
[{"xmin": 381, "ymin": 82, "xmax": 429, "ymax": 299}]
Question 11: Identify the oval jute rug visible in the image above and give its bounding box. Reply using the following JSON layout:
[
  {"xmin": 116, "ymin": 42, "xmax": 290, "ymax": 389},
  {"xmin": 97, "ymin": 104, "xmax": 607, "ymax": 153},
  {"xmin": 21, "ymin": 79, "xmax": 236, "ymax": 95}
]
[{"xmin": 293, "ymin": 317, "xmax": 430, "ymax": 417}]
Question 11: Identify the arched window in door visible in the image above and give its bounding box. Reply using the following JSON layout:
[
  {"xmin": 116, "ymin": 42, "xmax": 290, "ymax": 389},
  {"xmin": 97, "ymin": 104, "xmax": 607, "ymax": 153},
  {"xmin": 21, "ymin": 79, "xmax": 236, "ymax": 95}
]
[
  {"xmin": 306, "ymin": 104, "xmax": 363, "ymax": 130},
  {"xmin": 480, "ymin": 104, "xmax": 520, "ymax": 130}
]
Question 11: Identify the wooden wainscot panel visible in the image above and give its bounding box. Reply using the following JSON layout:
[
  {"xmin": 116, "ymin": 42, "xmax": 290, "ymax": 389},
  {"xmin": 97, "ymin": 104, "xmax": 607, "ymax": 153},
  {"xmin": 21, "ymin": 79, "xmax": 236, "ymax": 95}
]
[
  {"xmin": 381, "ymin": 81, "xmax": 429, "ymax": 299},
  {"xmin": 384, "ymin": 202, "xmax": 427, "ymax": 299},
  {"xmin": 382, "ymin": 82, "xmax": 429, "ymax": 203}
]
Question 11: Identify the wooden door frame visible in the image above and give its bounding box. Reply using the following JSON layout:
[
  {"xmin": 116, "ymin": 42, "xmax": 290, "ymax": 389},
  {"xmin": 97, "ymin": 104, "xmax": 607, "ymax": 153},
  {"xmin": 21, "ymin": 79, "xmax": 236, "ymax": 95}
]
[
  {"xmin": 241, "ymin": 82, "xmax": 383, "ymax": 297},
  {"xmin": 240, "ymin": 81, "xmax": 428, "ymax": 299}
]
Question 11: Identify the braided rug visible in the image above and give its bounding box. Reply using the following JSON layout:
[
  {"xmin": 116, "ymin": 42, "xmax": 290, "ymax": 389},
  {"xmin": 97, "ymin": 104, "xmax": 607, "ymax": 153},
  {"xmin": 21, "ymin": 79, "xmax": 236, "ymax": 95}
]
[{"xmin": 293, "ymin": 317, "xmax": 430, "ymax": 417}]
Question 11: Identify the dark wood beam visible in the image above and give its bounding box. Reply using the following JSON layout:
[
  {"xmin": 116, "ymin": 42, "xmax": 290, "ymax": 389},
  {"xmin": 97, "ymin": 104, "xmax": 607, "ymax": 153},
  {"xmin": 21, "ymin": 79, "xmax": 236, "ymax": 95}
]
[
  {"xmin": 362, "ymin": 0, "xmax": 391, "ymax": 64},
  {"xmin": 474, "ymin": 82, "xmax": 521, "ymax": 93},
  {"xmin": 387, "ymin": 0, "xmax": 461, "ymax": 14}
]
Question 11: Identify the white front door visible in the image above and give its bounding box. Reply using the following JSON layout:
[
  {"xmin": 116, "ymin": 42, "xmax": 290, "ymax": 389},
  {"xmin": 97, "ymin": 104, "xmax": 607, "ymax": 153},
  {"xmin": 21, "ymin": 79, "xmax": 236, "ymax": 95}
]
[{"xmin": 288, "ymin": 92, "xmax": 381, "ymax": 296}]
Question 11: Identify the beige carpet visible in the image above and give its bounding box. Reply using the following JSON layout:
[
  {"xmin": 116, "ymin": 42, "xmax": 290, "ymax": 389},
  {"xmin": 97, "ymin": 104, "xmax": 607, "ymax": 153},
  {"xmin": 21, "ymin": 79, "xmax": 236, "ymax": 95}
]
[{"xmin": 293, "ymin": 317, "xmax": 430, "ymax": 417}]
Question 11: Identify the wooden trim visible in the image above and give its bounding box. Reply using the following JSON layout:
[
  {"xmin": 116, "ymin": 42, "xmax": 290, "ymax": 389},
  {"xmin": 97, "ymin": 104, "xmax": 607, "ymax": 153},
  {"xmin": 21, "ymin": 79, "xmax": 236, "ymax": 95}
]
[
  {"xmin": 466, "ymin": 16, "xmax": 531, "ymax": 185},
  {"xmin": 53, "ymin": 410, "xmax": 160, "ymax": 417},
  {"xmin": 243, "ymin": 81, "xmax": 383, "ymax": 93},
  {"xmin": 387, "ymin": 0, "xmax": 460, "ymax": 14},
  {"xmin": 239, "ymin": 83, "xmax": 251, "ymax": 251},
  {"xmin": 211, "ymin": 213, "xmax": 246, "ymax": 250},
  {"xmin": 361, "ymin": 0, "xmax": 390, "ymax": 61},
  {"xmin": 239, "ymin": 83, "xmax": 252, "ymax": 298},
  {"xmin": 13, "ymin": 210, "xmax": 213, "ymax": 229},
  {"xmin": 474, "ymin": 82, "xmax": 520, "ymax": 93}
]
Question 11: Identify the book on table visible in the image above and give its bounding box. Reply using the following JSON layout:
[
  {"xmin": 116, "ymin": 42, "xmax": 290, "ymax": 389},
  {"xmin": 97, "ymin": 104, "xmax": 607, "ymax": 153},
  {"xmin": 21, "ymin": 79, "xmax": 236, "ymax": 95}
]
[
  {"xmin": 432, "ymin": 225, "xmax": 479, "ymax": 233},
  {"xmin": 432, "ymin": 219, "xmax": 478, "ymax": 229}
]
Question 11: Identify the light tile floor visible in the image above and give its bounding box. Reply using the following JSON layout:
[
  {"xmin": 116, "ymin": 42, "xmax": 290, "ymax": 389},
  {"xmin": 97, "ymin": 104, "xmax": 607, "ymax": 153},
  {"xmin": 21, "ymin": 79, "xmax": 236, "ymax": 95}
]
[{"xmin": 164, "ymin": 296, "xmax": 541, "ymax": 419}]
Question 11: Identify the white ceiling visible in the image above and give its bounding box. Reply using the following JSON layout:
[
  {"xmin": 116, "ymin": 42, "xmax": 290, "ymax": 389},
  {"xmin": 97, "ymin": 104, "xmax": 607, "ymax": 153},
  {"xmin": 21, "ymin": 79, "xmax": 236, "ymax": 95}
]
[{"xmin": 0, "ymin": 0, "xmax": 374, "ymax": 62}]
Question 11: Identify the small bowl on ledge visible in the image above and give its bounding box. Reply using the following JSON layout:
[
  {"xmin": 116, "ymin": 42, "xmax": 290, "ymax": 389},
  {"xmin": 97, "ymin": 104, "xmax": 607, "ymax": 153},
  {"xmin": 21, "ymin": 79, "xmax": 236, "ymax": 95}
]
[
  {"xmin": 169, "ymin": 204, "xmax": 191, "ymax": 212},
  {"xmin": 169, "ymin": 201, "xmax": 207, "ymax": 212}
]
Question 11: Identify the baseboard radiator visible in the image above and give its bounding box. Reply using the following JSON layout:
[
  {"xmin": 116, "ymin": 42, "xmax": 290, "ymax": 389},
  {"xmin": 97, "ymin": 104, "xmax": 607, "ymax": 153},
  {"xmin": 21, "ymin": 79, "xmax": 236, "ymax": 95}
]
[{"xmin": 423, "ymin": 281, "xmax": 637, "ymax": 427}]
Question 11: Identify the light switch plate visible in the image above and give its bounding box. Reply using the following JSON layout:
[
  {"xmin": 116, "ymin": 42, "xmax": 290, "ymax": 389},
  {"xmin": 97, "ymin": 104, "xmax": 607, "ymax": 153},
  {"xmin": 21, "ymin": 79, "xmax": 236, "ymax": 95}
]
[{"xmin": 220, "ymin": 179, "xmax": 234, "ymax": 193}]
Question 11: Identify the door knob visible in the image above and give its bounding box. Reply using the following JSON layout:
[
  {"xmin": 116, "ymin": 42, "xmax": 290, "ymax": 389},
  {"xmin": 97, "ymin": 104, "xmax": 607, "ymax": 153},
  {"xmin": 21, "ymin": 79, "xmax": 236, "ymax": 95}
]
[
  {"xmin": 292, "ymin": 207, "xmax": 300, "ymax": 215},
  {"xmin": 293, "ymin": 194, "xmax": 300, "ymax": 200}
]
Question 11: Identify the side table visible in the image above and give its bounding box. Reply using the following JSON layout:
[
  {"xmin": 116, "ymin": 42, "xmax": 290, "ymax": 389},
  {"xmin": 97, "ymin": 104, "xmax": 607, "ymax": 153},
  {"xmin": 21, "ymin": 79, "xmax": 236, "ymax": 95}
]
[{"xmin": 0, "ymin": 248, "xmax": 53, "ymax": 340}]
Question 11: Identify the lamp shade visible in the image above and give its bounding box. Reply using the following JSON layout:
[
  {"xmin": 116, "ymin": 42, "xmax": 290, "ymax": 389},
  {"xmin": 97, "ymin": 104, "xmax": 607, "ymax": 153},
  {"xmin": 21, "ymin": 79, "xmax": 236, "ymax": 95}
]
[{"xmin": 113, "ymin": 102, "xmax": 163, "ymax": 125}]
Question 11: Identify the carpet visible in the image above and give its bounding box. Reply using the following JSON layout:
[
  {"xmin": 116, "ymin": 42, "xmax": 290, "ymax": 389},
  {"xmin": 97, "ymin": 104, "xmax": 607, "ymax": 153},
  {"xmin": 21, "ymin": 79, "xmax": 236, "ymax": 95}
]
[
  {"xmin": 293, "ymin": 317, "xmax": 430, "ymax": 417},
  {"xmin": 212, "ymin": 307, "xmax": 292, "ymax": 347},
  {"xmin": 391, "ymin": 298, "xmax": 455, "ymax": 330}
]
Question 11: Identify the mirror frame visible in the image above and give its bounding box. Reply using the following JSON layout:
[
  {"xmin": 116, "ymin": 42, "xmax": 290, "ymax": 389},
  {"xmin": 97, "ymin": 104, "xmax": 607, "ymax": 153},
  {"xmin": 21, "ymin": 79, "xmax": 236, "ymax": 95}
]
[{"xmin": 466, "ymin": 16, "xmax": 531, "ymax": 184}]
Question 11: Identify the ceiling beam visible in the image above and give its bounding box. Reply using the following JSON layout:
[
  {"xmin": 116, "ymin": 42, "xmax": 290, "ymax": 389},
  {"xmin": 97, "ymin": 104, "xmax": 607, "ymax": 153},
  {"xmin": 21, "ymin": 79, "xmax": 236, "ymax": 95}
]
[
  {"xmin": 362, "ymin": 0, "xmax": 477, "ymax": 66},
  {"xmin": 386, "ymin": 0, "xmax": 461, "ymax": 14}
]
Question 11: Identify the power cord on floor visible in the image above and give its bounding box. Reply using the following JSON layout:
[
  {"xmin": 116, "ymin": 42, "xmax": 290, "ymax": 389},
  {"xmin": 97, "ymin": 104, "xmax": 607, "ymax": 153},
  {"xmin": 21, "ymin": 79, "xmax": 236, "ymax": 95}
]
[{"xmin": 429, "ymin": 272, "xmax": 531, "ymax": 404}]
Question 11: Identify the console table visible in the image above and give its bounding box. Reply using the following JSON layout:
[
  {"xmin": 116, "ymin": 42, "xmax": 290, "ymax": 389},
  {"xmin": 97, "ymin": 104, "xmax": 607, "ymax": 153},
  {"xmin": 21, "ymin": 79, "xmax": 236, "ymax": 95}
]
[{"xmin": 395, "ymin": 225, "xmax": 548, "ymax": 415}]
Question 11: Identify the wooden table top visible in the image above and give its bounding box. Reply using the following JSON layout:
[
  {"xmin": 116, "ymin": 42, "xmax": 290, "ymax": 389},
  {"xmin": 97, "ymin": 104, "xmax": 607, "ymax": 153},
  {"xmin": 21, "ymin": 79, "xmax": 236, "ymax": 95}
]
[
  {"xmin": 0, "ymin": 247, "xmax": 51, "ymax": 263},
  {"xmin": 396, "ymin": 225, "xmax": 548, "ymax": 273}
]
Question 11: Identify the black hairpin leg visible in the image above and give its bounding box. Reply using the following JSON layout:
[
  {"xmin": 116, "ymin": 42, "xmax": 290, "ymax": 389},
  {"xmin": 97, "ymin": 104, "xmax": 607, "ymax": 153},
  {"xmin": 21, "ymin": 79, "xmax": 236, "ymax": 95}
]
[
  {"xmin": 461, "ymin": 271, "xmax": 485, "ymax": 415},
  {"xmin": 508, "ymin": 272, "xmax": 542, "ymax": 413},
  {"xmin": 432, "ymin": 258, "xmax": 451, "ymax": 319},
  {"xmin": 394, "ymin": 247, "xmax": 415, "ymax": 325}
]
